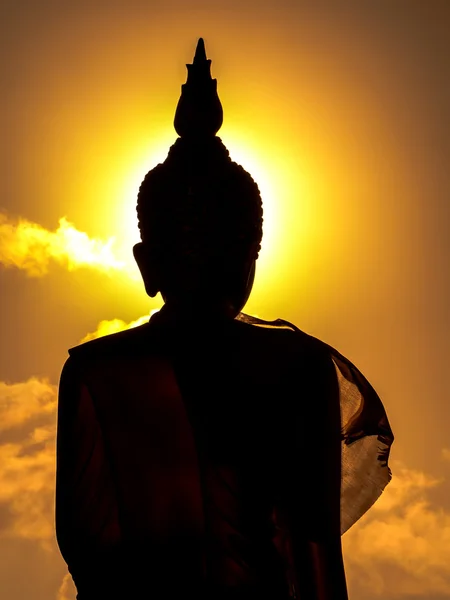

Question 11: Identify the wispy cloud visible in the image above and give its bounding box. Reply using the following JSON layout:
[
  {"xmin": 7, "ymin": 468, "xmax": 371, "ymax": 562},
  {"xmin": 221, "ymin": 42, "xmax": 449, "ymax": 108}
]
[
  {"xmin": 56, "ymin": 573, "xmax": 76, "ymax": 600},
  {"xmin": 80, "ymin": 311, "xmax": 159, "ymax": 342},
  {"xmin": 0, "ymin": 379, "xmax": 57, "ymax": 549},
  {"xmin": 344, "ymin": 461, "xmax": 450, "ymax": 597},
  {"xmin": 0, "ymin": 213, "xmax": 125, "ymax": 276},
  {"xmin": 441, "ymin": 448, "xmax": 450, "ymax": 462},
  {"xmin": 0, "ymin": 378, "xmax": 56, "ymax": 431}
]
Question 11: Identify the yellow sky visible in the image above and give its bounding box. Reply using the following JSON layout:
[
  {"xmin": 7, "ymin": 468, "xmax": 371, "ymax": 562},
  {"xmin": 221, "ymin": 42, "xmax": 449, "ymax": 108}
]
[{"xmin": 1, "ymin": 1, "xmax": 450, "ymax": 599}]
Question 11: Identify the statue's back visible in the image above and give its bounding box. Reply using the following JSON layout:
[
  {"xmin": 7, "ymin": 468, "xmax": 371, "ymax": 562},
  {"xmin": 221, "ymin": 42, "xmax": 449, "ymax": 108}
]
[{"xmin": 57, "ymin": 316, "xmax": 337, "ymax": 598}]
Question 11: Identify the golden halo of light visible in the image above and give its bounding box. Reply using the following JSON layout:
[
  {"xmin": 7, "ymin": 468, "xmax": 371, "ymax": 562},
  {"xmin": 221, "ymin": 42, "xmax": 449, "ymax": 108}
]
[
  {"xmin": 222, "ymin": 128, "xmax": 315, "ymax": 295},
  {"xmin": 105, "ymin": 129, "xmax": 316, "ymax": 304}
]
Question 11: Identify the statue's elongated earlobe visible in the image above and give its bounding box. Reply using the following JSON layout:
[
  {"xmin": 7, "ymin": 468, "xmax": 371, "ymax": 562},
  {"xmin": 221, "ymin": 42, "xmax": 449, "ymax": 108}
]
[{"xmin": 133, "ymin": 243, "xmax": 160, "ymax": 297}]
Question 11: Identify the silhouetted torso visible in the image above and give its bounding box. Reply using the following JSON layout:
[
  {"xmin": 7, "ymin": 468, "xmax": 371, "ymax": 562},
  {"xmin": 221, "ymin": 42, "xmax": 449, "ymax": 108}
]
[{"xmin": 57, "ymin": 313, "xmax": 342, "ymax": 599}]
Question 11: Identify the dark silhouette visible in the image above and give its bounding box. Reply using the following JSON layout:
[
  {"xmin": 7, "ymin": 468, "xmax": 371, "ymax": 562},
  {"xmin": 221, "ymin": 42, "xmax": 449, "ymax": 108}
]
[{"xmin": 56, "ymin": 39, "xmax": 393, "ymax": 600}]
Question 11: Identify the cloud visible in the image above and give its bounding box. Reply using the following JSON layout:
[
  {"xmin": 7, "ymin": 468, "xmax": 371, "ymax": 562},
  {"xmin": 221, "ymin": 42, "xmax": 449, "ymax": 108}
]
[
  {"xmin": 441, "ymin": 448, "xmax": 450, "ymax": 462},
  {"xmin": 56, "ymin": 573, "xmax": 76, "ymax": 600},
  {"xmin": 0, "ymin": 378, "xmax": 56, "ymax": 432},
  {"xmin": 343, "ymin": 461, "xmax": 450, "ymax": 597},
  {"xmin": 0, "ymin": 379, "xmax": 57, "ymax": 549},
  {"xmin": 0, "ymin": 378, "xmax": 76, "ymax": 596},
  {"xmin": 80, "ymin": 311, "xmax": 159, "ymax": 342},
  {"xmin": 0, "ymin": 212, "xmax": 125, "ymax": 276}
]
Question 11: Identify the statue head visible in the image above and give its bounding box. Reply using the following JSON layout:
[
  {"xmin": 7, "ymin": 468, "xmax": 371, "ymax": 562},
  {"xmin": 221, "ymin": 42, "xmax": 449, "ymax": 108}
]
[{"xmin": 134, "ymin": 39, "xmax": 263, "ymax": 318}]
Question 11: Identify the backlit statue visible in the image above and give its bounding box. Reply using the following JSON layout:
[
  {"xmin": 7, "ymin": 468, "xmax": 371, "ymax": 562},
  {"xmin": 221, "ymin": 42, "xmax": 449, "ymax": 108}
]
[{"xmin": 56, "ymin": 39, "xmax": 393, "ymax": 600}]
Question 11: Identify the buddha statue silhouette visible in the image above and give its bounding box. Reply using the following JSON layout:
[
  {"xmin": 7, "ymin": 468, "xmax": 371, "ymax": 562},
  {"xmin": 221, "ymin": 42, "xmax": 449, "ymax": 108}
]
[{"xmin": 56, "ymin": 39, "xmax": 393, "ymax": 600}]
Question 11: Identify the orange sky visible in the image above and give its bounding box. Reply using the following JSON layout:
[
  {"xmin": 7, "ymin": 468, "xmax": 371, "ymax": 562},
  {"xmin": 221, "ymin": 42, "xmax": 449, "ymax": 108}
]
[{"xmin": 1, "ymin": 1, "xmax": 450, "ymax": 599}]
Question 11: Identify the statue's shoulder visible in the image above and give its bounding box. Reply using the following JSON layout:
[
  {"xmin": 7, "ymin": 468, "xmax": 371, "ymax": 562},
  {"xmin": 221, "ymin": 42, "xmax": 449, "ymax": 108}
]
[
  {"xmin": 232, "ymin": 314, "xmax": 318, "ymax": 359},
  {"xmin": 234, "ymin": 314, "xmax": 311, "ymax": 343},
  {"xmin": 67, "ymin": 323, "xmax": 154, "ymax": 363}
]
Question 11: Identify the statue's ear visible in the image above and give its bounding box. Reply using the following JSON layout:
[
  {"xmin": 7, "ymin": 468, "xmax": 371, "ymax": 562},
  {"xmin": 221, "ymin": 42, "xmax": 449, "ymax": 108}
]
[
  {"xmin": 240, "ymin": 259, "xmax": 256, "ymax": 307},
  {"xmin": 133, "ymin": 243, "xmax": 160, "ymax": 297},
  {"xmin": 228, "ymin": 259, "xmax": 256, "ymax": 316}
]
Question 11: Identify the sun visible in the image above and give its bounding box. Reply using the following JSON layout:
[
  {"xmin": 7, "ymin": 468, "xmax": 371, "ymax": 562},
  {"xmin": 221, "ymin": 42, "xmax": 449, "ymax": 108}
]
[
  {"xmin": 98, "ymin": 127, "xmax": 314, "ymax": 315},
  {"xmin": 222, "ymin": 128, "xmax": 314, "ymax": 296}
]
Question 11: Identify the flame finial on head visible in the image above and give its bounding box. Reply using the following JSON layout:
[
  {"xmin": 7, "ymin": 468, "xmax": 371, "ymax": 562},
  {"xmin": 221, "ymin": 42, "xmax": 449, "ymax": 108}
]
[
  {"xmin": 193, "ymin": 37, "xmax": 207, "ymax": 63},
  {"xmin": 137, "ymin": 39, "xmax": 263, "ymax": 274},
  {"xmin": 174, "ymin": 38, "xmax": 224, "ymax": 138}
]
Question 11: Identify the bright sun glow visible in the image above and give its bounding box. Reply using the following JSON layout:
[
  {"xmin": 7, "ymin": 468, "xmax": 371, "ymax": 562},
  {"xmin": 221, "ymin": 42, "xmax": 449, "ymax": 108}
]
[
  {"xmin": 218, "ymin": 128, "xmax": 316, "ymax": 296},
  {"xmin": 104, "ymin": 129, "xmax": 316, "ymax": 305},
  {"xmin": 116, "ymin": 142, "xmax": 173, "ymax": 250}
]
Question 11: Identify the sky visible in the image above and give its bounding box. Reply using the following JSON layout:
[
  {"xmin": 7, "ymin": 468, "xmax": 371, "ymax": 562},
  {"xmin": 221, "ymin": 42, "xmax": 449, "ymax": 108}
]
[{"xmin": 0, "ymin": 0, "xmax": 449, "ymax": 598}]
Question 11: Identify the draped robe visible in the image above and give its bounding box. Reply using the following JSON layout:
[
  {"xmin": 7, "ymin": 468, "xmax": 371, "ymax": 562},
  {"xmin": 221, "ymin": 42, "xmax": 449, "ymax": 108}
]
[{"xmin": 56, "ymin": 312, "xmax": 393, "ymax": 599}]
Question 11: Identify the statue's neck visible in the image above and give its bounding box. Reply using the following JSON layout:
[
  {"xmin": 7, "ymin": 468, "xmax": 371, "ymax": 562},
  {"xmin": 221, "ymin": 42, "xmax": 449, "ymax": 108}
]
[{"xmin": 151, "ymin": 298, "xmax": 237, "ymax": 327}]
